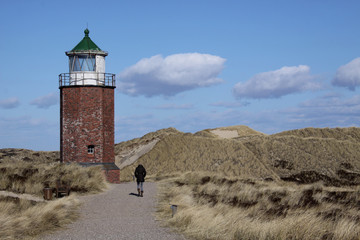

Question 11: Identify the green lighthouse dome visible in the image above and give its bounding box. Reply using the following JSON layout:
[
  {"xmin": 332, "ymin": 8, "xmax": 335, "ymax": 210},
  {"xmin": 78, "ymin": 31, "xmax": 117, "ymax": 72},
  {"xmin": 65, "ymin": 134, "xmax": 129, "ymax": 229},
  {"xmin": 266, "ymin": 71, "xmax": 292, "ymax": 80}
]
[{"xmin": 66, "ymin": 28, "xmax": 107, "ymax": 55}]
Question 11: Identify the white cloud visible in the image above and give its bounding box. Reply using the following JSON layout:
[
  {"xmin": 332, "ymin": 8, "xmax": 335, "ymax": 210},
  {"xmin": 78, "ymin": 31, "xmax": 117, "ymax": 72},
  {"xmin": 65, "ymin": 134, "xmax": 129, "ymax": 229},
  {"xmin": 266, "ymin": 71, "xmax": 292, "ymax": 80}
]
[
  {"xmin": 0, "ymin": 97, "xmax": 20, "ymax": 109},
  {"xmin": 30, "ymin": 92, "xmax": 58, "ymax": 109},
  {"xmin": 332, "ymin": 57, "xmax": 360, "ymax": 91},
  {"xmin": 233, "ymin": 65, "xmax": 321, "ymax": 99},
  {"xmin": 117, "ymin": 53, "xmax": 226, "ymax": 97}
]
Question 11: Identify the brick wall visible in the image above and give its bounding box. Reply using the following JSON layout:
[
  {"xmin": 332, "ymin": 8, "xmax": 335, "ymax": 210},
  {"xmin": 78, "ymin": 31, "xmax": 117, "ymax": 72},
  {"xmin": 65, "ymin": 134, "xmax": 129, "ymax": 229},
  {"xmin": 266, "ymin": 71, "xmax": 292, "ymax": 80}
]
[
  {"xmin": 102, "ymin": 88, "xmax": 115, "ymax": 163},
  {"xmin": 60, "ymin": 86, "xmax": 115, "ymax": 164},
  {"xmin": 103, "ymin": 169, "xmax": 120, "ymax": 184}
]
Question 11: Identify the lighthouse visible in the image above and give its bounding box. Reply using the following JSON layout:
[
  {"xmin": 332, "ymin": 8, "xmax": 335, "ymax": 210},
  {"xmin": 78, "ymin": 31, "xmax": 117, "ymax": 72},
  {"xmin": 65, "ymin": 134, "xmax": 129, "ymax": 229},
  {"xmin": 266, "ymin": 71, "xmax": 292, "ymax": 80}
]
[{"xmin": 59, "ymin": 29, "xmax": 120, "ymax": 183}]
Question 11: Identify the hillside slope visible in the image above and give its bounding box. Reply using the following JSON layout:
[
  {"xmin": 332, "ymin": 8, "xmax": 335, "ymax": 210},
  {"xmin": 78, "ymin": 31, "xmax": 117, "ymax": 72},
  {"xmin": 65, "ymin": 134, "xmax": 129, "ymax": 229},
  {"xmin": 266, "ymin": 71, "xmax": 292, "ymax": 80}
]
[
  {"xmin": 0, "ymin": 148, "xmax": 59, "ymax": 163},
  {"xmin": 1, "ymin": 126, "xmax": 359, "ymax": 186},
  {"xmin": 118, "ymin": 126, "xmax": 360, "ymax": 185}
]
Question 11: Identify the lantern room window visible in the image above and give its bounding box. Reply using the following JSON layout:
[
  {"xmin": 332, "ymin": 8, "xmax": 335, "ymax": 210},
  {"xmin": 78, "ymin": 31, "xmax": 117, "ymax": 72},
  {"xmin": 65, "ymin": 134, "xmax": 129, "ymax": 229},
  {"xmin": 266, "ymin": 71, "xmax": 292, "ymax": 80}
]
[
  {"xmin": 69, "ymin": 55, "xmax": 96, "ymax": 72},
  {"xmin": 88, "ymin": 145, "xmax": 95, "ymax": 154}
]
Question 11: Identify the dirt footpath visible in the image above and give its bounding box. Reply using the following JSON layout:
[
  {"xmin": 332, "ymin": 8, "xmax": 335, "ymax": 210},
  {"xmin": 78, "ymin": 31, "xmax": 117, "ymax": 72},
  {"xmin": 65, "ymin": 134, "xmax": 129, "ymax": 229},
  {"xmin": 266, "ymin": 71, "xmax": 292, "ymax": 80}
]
[{"xmin": 41, "ymin": 182, "xmax": 186, "ymax": 240}]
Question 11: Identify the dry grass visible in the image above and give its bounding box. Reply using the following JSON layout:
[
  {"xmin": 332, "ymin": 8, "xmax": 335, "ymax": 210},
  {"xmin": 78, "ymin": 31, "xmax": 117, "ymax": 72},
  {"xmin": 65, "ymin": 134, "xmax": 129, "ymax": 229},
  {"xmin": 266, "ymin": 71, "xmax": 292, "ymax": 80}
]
[
  {"xmin": 156, "ymin": 172, "xmax": 360, "ymax": 240},
  {"xmin": 273, "ymin": 127, "xmax": 360, "ymax": 142},
  {"xmin": 0, "ymin": 148, "xmax": 59, "ymax": 163},
  {"xmin": 0, "ymin": 159, "xmax": 107, "ymax": 196},
  {"xmin": 119, "ymin": 133, "xmax": 273, "ymax": 182},
  {"xmin": 2, "ymin": 126, "xmax": 360, "ymax": 239},
  {"xmin": 0, "ymin": 195, "xmax": 80, "ymax": 239},
  {"xmin": 0, "ymin": 156, "xmax": 108, "ymax": 239},
  {"xmin": 119, "ymin": 127, "xmax": 360, "ymax": 187}
]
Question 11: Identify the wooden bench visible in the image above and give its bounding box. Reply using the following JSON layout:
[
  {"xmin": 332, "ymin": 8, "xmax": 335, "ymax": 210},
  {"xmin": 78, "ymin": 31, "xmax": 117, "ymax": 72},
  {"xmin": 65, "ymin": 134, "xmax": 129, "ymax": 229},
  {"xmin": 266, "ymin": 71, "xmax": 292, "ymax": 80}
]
[{"xmin": 55, "ymin": 179, "xmax": 70, "ymax": 198}]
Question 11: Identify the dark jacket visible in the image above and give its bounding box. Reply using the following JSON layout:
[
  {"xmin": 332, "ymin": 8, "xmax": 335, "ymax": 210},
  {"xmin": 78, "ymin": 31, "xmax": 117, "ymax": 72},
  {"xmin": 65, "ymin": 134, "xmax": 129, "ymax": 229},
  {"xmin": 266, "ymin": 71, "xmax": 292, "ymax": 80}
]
[{"xmin": 135, "ymin": 165, "xmax": 146, "ymax": 182}]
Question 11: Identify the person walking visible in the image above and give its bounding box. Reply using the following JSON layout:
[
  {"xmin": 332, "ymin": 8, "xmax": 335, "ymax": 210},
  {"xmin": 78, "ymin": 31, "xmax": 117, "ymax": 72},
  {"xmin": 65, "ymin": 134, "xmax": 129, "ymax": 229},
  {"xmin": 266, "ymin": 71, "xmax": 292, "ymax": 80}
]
[{"xmin": 134, "ymin": 164, "xmax": 146, "ymax": 197}]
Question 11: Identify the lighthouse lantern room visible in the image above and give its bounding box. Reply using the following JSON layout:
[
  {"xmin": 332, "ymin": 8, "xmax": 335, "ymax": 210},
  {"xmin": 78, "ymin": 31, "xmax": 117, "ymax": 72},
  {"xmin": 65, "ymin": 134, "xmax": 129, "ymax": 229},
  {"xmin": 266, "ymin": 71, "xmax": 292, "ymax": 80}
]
[{"xmin": 59, "ymin": 29, "xmax": 120, "ymax": 183}]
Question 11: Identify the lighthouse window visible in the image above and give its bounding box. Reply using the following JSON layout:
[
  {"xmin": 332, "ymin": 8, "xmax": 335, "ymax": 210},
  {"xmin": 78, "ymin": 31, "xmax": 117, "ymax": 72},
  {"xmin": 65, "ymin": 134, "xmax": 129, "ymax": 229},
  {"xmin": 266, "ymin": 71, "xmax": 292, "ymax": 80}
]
[
  {"xmin": 87, "ymin": 145, "xmax": 95, "ymax": 154},
  {"xmin": 70, "ymin": 55, "xmax": 96, "ymax": 72}
]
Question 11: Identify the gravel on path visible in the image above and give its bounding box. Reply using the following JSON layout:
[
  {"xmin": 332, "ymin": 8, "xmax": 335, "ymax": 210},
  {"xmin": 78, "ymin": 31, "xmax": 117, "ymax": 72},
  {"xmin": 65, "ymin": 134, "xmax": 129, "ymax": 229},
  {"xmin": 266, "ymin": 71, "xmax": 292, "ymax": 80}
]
[{"xmin": 41, "ymin": 182, "xmax": 186, "ymax": 240}]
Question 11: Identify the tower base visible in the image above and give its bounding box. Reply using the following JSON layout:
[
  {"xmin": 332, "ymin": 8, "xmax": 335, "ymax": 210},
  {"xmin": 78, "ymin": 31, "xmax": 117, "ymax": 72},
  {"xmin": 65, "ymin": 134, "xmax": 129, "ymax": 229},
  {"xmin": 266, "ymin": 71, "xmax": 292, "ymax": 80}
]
[{"xmin": 79, "ymin": 162, "xmax": 120, "ymax": 184}]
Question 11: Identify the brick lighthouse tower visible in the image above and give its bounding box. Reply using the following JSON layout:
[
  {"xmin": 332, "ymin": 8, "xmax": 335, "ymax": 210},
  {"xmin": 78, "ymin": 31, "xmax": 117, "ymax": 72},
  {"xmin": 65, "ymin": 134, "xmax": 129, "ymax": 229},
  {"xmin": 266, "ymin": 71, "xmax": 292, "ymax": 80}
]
[{"xmin": 59, "ymin": 29, "xmax": 120, "ymax": 183}]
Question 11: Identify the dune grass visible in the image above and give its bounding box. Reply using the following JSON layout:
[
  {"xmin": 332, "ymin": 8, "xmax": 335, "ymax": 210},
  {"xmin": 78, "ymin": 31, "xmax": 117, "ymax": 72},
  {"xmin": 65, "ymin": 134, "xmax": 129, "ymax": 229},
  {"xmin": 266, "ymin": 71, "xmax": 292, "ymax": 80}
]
[
  {"xmin": 0, "ymin": 148, "xmax": 59, "ymax": 163},
  {"xmin": 2, "ymin": 126, "xmax": 360, "ymax": 239},
  {"xmin": 119, "ymin": 127, "xmax": 360, "ymax": 186},
  {"xmin": 0, "ymin": 195, "xmax": 80, "ymax": 239},
  {"xmin": 119, "ymin": 133, "xmax": 273, "ymax": 182},
  {"xmin": 156, "ymin": 172, "xmax": 360, "ymax": 240},
  {"xmin": 0, "ymin": 159, "xmax": 107, "ymax": 197},
  {"xmin": 0, "ymin": 158, "xmax": 108, "ymax": 239}
]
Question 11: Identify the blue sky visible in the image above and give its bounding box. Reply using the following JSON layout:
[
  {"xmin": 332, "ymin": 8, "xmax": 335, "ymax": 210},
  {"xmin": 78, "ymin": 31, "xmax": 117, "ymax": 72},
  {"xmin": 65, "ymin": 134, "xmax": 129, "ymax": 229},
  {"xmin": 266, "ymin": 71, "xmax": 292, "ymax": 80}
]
[{"xmin": 1, "ymin": 0, "xmax": 360, "ymax": 151}]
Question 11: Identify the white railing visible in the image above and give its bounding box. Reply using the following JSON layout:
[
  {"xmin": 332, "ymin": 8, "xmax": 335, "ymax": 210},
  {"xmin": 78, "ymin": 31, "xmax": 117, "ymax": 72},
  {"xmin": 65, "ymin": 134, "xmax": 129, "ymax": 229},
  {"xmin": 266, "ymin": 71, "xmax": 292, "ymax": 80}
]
[{"xmin": 59, "ymin": 72, "xmax": 116, "ymax": 87}]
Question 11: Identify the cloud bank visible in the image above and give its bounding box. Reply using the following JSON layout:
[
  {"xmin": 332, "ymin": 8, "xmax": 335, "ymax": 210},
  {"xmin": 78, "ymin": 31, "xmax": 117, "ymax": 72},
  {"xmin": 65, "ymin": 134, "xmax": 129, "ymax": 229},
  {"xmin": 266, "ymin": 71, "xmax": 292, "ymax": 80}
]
[
  {"xmin": 233, "ymin": 65, "xmax": 320, "ymax": 99},
  {"xmin": 332, "ymin": 57, "xmax": 360, "ymax": 91},
  {"xmin": 117, "ymin": 53, "xmax": 226, "ymax": 97},
  {"xmin": 30, "ymin": 92, "xmax": 58, "ymax": 109},
  {"xmin": 0, "ymin": 115, "xmax": 58, "ymax": 150},
  {"xmin": 0, "ymin": 97, "xmax": 20, "ymax": 109}
]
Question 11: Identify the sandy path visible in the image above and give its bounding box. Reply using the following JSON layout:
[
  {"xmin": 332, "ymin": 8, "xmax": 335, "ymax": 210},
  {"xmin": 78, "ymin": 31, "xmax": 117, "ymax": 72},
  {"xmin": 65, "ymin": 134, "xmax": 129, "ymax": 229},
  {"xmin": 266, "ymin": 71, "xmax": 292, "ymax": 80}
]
[
  {"xmin": 0, "ymin": 190, "xmax": 44, "ymax": 202},
  {"xmin": 41, "ymin": 182, "xmax": 186, "ymax": 240}
]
